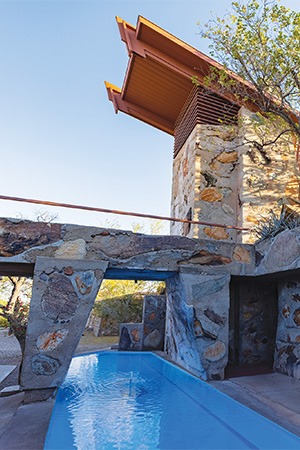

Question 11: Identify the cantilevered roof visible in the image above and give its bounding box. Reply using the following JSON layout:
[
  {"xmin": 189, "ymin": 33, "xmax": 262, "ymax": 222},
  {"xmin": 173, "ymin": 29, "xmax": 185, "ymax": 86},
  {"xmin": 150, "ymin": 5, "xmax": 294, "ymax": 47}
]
[{"xmin": 105, "ymin": 16, "xmax": 259, "ymax": 135}]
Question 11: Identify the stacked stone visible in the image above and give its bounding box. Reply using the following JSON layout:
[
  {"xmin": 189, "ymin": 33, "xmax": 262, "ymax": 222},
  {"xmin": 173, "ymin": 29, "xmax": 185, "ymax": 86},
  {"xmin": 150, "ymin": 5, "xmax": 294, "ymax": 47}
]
[
  {"xmin": 171, "ymin": 124, "xmax": 240, "ymax": 242},
  {"xmin": 119, "ymin": 295, "xmax": 166, "ymax": 352},
  {"xmin": 166, "ymin": 273, "xmax": 230, "ymax": 381},
  {"xmin": 2, "ymin": 217, "xmax": 300, "ymax": 389},
  {"xmin": 240, "ymin": 109, "xmax": 299, "ymax": 241},
  {"xmin": 20, "ymin": 257, "xmax": 107, "ymax": 399},
  {"xmin": 275, "ymin": 280, "xmax": 300, "ymax": 379},
  {"xmin": 171, "ymin": 111, "xmax": 299, "ymax": 244}
]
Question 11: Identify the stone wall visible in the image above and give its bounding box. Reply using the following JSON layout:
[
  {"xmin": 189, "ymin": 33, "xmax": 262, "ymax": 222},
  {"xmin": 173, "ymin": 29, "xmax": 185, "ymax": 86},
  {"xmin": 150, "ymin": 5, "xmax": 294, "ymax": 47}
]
[
  {"xmin": 239, "ymin": 108, "xmax": 300, "ymax": 242},
  {"xmin": 142, "ymin": 295, "xmax": 166, "ymax": 351},
  {"xmin": 171, "ymin": 123, "xmax": 240, "ymax": 242},
  {"xmin": 165, "ymin": 273, "xmax": 230, "ymax": 380},
  {"xmin": 275, "ymin": 278, "xmax": 300, "ymax": 379},
  {"xmin": 2, "ymin": 218, "xmax": 300, "ymax": 388},
  {"xmin": 165, "ymin": 274, "xmax": 207, "ymax": 379},
  {"xmin": 170, "ymin": 113, "xmax": 299, "ymax": 244},
  {"xmin": 229, "ymin": 278, "xmax": 278, "ymax": 367},
  {"xmin": 255, "ymin": 228, "xmax": 300, "ymax": 276},
  {"xmin": 254, "ymin": 228, "xmax": 300, "ymax": 380},
  {"xmin": 171, "ymin": 127, "xmax": 197, "ymax": 238},
  {"xmin": 119, "ymin": 323, "xmax": 144, "ymax": 351},
  {"xmin": 119, "ymin": 295, "xmax": 166, "ymax": 352}
]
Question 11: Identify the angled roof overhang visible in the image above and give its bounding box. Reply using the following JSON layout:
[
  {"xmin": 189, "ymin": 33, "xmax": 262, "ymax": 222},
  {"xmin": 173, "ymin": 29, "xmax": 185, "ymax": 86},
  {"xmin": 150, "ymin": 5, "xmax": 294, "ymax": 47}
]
[{"xmin": 105, "ymin": 16, "xmax": 260, "ymax": 136}]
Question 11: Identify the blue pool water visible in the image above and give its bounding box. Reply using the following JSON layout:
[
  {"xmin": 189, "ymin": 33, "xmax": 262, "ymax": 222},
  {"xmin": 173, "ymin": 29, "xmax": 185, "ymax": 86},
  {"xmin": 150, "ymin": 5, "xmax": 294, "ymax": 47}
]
[{"xmin": 45, "ymin": 352, "xmax": 300, "ymax": 450}]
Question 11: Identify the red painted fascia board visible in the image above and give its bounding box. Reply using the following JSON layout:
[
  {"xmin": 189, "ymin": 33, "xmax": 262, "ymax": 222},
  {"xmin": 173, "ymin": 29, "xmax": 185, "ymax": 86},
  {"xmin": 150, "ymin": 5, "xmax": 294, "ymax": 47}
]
[
  {"xmin": 121, "ymin": 53, "xmax": 136, "ymax": 101},
  {"xmin": 105, "ymin": 82, "xmax": 121, "ymax": 113},
  {"xmin": 116, "ymin": 16, "xmax": 146, "ymax": 58}
]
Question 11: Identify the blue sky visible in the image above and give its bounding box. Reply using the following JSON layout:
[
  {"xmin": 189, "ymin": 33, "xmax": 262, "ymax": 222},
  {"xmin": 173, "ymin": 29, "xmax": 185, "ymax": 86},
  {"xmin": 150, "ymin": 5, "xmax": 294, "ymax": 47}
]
[{"xmin": 1, "ymin": 0, "xmax": 299, "ymax": 233}]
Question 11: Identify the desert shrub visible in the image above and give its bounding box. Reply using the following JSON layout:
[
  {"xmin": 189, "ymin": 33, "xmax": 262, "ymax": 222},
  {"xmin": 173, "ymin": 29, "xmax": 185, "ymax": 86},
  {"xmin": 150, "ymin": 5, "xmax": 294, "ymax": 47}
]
[
  {"xmin": 92, "ymin": 294, "xmax": 143, "ymax": 336},
  {"xmin": 255, "ymin": 209, "xmax": 300, "ymax": 242}
]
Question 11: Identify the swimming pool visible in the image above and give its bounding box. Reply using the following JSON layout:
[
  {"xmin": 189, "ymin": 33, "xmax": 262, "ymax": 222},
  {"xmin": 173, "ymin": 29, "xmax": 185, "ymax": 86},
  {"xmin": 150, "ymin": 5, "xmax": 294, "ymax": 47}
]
[{"xmin": 45, "ymin": 352, "xmax": 300, "ymax": 449}]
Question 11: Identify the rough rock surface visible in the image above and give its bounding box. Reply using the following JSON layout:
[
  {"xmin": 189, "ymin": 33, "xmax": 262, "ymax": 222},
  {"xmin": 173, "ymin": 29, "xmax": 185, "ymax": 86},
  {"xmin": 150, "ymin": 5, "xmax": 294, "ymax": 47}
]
[
  {"xmin": 171, "ymin": 117, "xmax": 299, "ymax": 244},
  {"xmin": 119, "ymin": 295, "xmax": 166, "ymax": 352},
  {"xmin": 119, "ymin": 323, "xmax": 143, "ymax": 351},
  {"xmin": 165, "ymin": 272, "xmax": 230, "ymax": 380},
  {"xmin": 275, "ymin": 279, "xmax": 300, "ymax": 379},
  {"xmin": 20, "ymin": 257, "xmax": 107, "ymax": 390},
  {"xmin": 2, "ymin": 218, "xmax": 300, "ymax": 385},
  {"xmin": 142, "ymin": 295, "xmax": 166, "ymax": 351}
]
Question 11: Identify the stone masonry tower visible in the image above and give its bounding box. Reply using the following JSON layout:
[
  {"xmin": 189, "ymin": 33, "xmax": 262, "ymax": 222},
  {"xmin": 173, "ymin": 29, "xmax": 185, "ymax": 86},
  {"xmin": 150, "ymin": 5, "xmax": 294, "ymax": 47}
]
[{"xmin": 106, "ymin": 16, "xmax": 300, "ymax": 243}]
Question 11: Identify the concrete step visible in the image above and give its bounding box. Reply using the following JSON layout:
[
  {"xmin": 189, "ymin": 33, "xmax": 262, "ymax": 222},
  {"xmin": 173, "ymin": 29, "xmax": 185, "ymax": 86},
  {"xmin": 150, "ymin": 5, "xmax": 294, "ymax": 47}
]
[{"xmin": 0, "ymin": 365, "xmax": 16, "ymax": 384}]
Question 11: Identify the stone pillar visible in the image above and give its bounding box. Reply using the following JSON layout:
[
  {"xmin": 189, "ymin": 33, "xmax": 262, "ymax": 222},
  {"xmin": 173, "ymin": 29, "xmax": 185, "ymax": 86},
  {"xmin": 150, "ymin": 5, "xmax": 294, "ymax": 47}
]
[
  {"xmin": 165, "ymin": 272, "xmax": 230, "ymax": 380},
  {"xmin": 142, "ymin": 295, "xmax": 166, "ymax": 351},
  {"xmin": 171, "ymin": 109, "xmax": 299, "ymax": 244},
  {"xmin": 119, "ymin": 323, "xmax": 143, "ymax": 351},
  {"xmin": 20, "ymin": 256, "xmax": 108, "ymax": 397},
  {"xmin": 274, "ymin": 278, "xmax": 300, "ymax": 379},
  {"xmin": 171, "ymin": 124, "xmax": 240, "ymax": 242}
]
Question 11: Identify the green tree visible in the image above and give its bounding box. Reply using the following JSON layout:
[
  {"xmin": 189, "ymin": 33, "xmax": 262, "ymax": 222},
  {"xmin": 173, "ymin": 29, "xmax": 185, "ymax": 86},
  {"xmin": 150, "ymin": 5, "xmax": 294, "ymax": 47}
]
[
  {"xmin": 198, "ymin": 0, "xmax": 300, "ymax": 154},
  {"xmin": 97, "ymin": 279, "xmax": 152, "ymax": 301}
]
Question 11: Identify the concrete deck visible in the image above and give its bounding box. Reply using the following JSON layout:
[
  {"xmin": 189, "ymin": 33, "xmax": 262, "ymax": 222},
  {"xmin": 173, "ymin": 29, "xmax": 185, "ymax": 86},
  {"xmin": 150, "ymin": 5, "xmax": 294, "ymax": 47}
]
[
  {"xmin": 0, "ymin": 392, "xmax": 54, "ymax": 450},
  {"xmin": 209, "ymin": 372, "xmax": 300, "ymax": 438}
]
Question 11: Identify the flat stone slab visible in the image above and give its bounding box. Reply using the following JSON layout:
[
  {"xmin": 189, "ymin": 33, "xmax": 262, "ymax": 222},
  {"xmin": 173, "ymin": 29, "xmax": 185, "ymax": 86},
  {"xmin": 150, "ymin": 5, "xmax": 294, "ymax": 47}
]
[
  {"xmin": 0, "ymin": 366, "xmax": 16, "ymax": 384},
  {"xmin": 0, "ymin": 385, "xmax": 20, "ymax": 397},
  {"xmin": 231, "ymin": 373, "xmax": 300, "ymax": 415},
  {"xmin": 0, "ymin": 392, "xmax": 24, "ymax": 439},
  {"xmin": 0, "ymin": 394, "xmax": 54, "ymax": 450},
  {"xmin": 209, "ymin": 372, "xmax": 300, "ymax": 437}
]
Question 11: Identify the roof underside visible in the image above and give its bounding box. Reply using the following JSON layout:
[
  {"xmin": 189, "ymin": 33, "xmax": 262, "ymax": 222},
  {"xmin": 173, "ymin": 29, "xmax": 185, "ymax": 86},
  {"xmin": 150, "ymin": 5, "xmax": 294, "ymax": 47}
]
[{"xmin": 105, "ymin": 16, "xmax": 259, "ymax": 136}]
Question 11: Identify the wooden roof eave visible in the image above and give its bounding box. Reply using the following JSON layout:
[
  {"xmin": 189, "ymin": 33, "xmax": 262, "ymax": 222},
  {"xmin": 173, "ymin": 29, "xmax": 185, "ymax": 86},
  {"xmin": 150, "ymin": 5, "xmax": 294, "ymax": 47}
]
[
  {"xmin": 115, "ymin": 16, "xmax": 261, "ymax": 114},
  {"xmin": 135, "ymin": 17, "xmax": 260, "ymax": 94},
  {"xmin": 109, "ymin": 16, "xmax": 299, "ymax": 133},
  {"xmin": 134, "ymin": 17, "xmax": 300, "ymax": 121},
  {"xmin": 105, "ymin": 82, "xmax": 174, "ymax": 134}
]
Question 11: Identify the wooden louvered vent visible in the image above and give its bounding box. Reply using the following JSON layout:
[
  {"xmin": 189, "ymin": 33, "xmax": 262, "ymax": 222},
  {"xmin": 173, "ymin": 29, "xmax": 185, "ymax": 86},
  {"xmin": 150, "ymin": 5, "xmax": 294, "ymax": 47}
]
[{"xmin": 173, "ymin": 86, "xmax": 240, "ymax": 158}]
